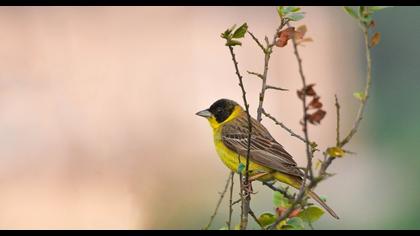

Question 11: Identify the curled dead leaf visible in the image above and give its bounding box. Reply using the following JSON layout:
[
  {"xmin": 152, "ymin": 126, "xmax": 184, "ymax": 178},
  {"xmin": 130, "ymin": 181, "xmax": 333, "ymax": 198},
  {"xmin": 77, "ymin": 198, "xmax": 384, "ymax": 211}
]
[
  {"xmin": 306, "ymin": 109, "xmax": 326, "ymax": 125},
  {"xmin": 297, "ymin": 83, "xmax": 317, "ymax": 100},
  {"xmin": 276, "ymin": 27, "xmax": 296, "ymax": 47},
  {"xmin": 308, "ymin": 96, "xmax": 323, "ymax": 109}
]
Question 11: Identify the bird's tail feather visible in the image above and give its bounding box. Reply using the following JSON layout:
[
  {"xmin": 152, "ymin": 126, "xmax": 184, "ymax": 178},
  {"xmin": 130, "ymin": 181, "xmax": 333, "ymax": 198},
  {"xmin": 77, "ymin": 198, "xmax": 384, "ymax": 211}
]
[
  {"xmin": 273, "ymin": 173, "xmax": 339, "ymax": 219},
  {"xmin": 306, "ymin": 189, "xmax": 340, "ymax": 219}
]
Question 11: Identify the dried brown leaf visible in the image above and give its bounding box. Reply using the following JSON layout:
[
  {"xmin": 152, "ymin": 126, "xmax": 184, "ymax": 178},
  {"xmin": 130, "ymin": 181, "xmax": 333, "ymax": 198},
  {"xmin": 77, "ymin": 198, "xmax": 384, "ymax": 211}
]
[
  {"xmin": 276, "ymin": 27, "xmax": 296, "ymax": 47},
  {"xmin": 370, "ymin": 32, "xmax": 381, "ymax": 48},
  {"xmin": 308, "ymin": 96, "xmax": 323, "ymax": 109},
  {"xmin": 306, "ymin": 109, "xmax": 327, "ymax": 125},
  {"xmin": 297, "ymin": 84, "xmax": 317, "ymax": 100}
]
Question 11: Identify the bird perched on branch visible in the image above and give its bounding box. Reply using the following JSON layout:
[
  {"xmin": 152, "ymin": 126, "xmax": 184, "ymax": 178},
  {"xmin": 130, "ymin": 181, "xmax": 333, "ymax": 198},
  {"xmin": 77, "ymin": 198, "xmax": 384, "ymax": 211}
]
[{"xmin": 196, "ymin": 98, "xmax": 339, "ymax": 219}]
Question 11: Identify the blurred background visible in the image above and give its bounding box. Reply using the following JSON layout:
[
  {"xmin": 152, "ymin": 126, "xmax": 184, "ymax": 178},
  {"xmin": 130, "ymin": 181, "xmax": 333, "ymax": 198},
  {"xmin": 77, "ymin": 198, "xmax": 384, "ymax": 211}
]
[{"xmin": 0, "ymin": 6, "xmax": 418, "ymax": 229}]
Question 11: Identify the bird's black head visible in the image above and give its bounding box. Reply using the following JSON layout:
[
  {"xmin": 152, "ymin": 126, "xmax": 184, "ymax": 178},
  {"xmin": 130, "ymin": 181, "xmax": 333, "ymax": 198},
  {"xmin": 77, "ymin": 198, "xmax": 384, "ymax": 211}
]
[{"xmin": 196, "ymin": 99, "xmax": 240, "ymax": 123}]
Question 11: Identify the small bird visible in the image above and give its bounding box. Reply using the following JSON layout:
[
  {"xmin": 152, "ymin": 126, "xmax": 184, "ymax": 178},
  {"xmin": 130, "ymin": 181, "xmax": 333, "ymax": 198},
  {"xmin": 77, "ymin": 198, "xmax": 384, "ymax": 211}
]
[{"xmin": 196, "ymin": 98, "xmax": 339, "ymax": 219}]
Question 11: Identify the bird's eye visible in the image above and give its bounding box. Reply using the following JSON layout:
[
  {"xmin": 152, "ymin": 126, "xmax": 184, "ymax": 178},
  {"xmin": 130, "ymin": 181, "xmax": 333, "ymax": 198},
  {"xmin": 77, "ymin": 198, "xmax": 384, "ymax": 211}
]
[{"xmin": 216, "ymin": 107, "xmax": 222, "ymax": 113}]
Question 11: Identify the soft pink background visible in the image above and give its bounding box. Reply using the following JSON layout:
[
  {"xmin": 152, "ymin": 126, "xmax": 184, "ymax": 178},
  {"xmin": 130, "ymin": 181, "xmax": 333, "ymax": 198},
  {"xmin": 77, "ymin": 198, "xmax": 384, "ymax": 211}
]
[{"xmin": 0, "ymin": 6, "xmax": 386, "ymax": 229}]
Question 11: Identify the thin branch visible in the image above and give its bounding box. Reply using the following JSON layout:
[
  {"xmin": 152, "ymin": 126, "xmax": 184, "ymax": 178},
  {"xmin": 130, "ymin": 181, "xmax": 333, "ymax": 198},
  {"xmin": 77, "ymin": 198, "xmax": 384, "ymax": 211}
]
[
  {"xmin": 256, "ymin": 18, "xmax": 289, "ymax": 122},
  {"xmin": 231, "ymin": 198, "xmax": 242, "ymax": 206},
  {"xmin": 203, "ymin": 172, "xmax": 232, "ymax": 230},
  {"xmin": 247, "ymin": 30, "xmax": 266, "ymax": 53},
  {"xmin": 289, "ymin": 22, "xmax": 314, "ymax": 180},
  {"xmin": 335, "ymin": 95, "xmax": 341, "ymax": 147},
  {"xmin": 339, "ymin": 27, "xmax": 372, "ymax": 147},
  {"xmin": 247, "ymin": 71, "xmax": 263, "ymax": 79},
  {"xmin": 321, "ymin": 25, "xmax": 373, "ymax": 175},
  {"xmin": 268, "ymin": 181, "xmax": 316, "ymax": 229},
  {"xmin": 249, "ymin": 209, "xmax": 265, "ymax": 230},
  {"xmin": 269, "ymin": 21, "xmax": 315, "ymax": 230},
  {"xmin": 227, "ymin": 45, "xmax": 253, "ymax": 230},
  {"xmin": 262, "ymin": 182, "xmax": 295, "ymax": 200},
  {"xmin": 265, "ymin": 85, "xmax": 289, "ymax": 91},
  {"xmin": 227, "ymin": 171, "xmax": 235, "ymax": 229},
  {"xmin": 262, "ymin": 109, "xmax": 307, "ymax": 145}
]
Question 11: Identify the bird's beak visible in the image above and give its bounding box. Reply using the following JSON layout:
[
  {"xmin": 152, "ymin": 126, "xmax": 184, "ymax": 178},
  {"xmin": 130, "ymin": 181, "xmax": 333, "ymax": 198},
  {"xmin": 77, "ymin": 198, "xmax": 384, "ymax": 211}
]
[{"xmin": 195, "ymin": 109, "xmax": 212, "ymax": 118}]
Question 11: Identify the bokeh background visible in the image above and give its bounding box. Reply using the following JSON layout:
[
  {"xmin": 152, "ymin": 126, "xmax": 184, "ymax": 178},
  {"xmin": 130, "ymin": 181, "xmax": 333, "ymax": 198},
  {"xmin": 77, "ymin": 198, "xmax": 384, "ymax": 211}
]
[{"xmin": 0, "ymin": 6, "xmax": 418, "ymax": 229}]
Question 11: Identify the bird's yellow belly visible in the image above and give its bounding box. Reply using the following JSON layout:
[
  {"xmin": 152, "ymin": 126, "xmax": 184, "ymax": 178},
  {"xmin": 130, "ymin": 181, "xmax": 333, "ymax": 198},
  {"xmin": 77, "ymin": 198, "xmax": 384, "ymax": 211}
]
[{"xmin": 213, "ymin": 130, "xmax": 299, "ymax": 186}]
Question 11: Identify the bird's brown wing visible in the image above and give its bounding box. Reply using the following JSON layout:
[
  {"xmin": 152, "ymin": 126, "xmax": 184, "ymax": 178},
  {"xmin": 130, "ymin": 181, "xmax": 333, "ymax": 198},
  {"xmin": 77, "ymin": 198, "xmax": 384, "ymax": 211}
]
[{"xmin": 221, "ymin": 114, "xmax": 303, "ymax": 178}]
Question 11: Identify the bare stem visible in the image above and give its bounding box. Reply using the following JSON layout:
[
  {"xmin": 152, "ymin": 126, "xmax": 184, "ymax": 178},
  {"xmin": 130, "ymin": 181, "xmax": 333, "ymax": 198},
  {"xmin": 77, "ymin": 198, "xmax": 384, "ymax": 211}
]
[
  {"xmin": 227, "ymin": 171, "xmax": 235, "ymax": 229},
  {"xmin": 262, "ymin": 109, "xmax": 308, "ymax": 145},
  {"xmin": 227, "ymin": 45, "xmax": 253, "ymax": 230},
  {"xmin": 262, "ymin": 182, "xmax": 295, "ymax": 200},
  {"xmin": 320, "ymin": 25, "xmax": 373, "ymax": 175},
  {"xmin": 335, "ymin": 95, "xmax": 341, "ymax": 146},
  {"xmin": 249, "ymin": 209, "xmax": 265, "ymax": 230},
  {"xmin": 265, "ymin": 85, "xmax": 288, "ymax": 91},
  {"xmin": 203, "ymin": 172, "xmax": 232, "ymax": 230},
  {"xmin": 339, "ymin": 27, "xmax": 372, "ymax": 147},
  {"xmin": 255, "ymin": 18, "xmax": 289, "ymax": 122},
  {"xmin": 289, "ymin": 23, "xmax": 314, "ymax": 180},
  {"xmin": 269, "ymin": 21, "xmax": 314, "ymax": 230},
  {"xmin": 247, "ymin": 30, "xmax": 266, "ymax": 53}
]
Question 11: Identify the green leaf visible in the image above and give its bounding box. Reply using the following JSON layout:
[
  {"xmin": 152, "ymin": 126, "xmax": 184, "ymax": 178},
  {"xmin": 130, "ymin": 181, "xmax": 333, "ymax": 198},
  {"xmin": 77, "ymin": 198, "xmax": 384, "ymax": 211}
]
[
  {"xmin": 298, "ymin": 206, "xmax": 325, "ymax": 223},
  {"xmin": 287, "ymin": 12, "xmax": 305, "ymax": 21},
  {"xmin": 273, "ymin": 190, "xmax": 290, "ymax": 208},
  {"xmin": 258, "ymin": 212, "xmax": 276, "ymax": 227},
  {"xmin": 353, "ymin": 91, "xmax": 366, "ymax": 101},
  {"xmin": 291, "ymin": 7, "xmax": 301, "ymax": 12},
  {"xmin": 277, "ymin": 6, "xmax": 284, "ymax": 17},
  {"xmin": 226, "ymin": 39, "xmax": 242, "ymax": 47},
  {"xmin": 232, "ymin": 23, "xmax": 248, "ymax": 39},
  {"xmin": 283, "ymin": 6, "xmax": 300, "ymax": 15},
  {"xmin": 361, "ymin": 14, "xmax": 373, "ymax": 24},
  {"xmin": 284, "ymin": 217, "xmax": 304, "ymax": 230},
  {"xmin": 343, "ymin": 6, "xmax": 359, "ymax": 19},
  {"xmin": 221, "ymin": 24, "xmax": 237, "ymax": 39},
  {"xmin": 219, "ymin": 226, "xmax": 228, "ymax": 230},
  {"xmin": 275, "ymin": 219, "xmax": 287, "ymax": 230},
  {"xmin": 358, "ymin": 6, "xmax": 366, "ymax": 18},
  {"xmin": 368, "ymin": 6, "xmax": 393, "ymax": 12}
]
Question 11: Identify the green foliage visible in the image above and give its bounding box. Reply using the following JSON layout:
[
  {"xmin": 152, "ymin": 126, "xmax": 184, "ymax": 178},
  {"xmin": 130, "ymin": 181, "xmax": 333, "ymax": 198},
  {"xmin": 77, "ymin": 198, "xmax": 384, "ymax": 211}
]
[
  {"xmin": 221, "ymin": 23, "xmax": 248, "ymax": 47},
  {"xmin": 298, "ymin": 206, "xmax": 325, "ymax": 223},
  {"xmin": 343, "ymin": 6, "xmax": 393, "ymax": 25},
  {"xmin": 282, "ymin": 217, "xmax": 304, "ymax": 230},
  {"xmin": 287, "ymin": 13, "xmax": 305, "ymax": 21},
  {"xmin": 353, "ymin": 91, "xmax": 367, "ymax": 101},
  {"xmin": 273, "ymin": 189, "xmax": 290, "ymax": 208},
  {"xmin": 368, "ymin": 6, "xmax": 393, "ymax": 12},
  {"xmin": 258, "ymin": 212, "xmax": 276, "ymax": 227},
  {"xmin": 226, "ymin": 40, "xmax": 242, "ymax": 47},
  {"xmin": 343, "ymin": 6, "xmax": 358, "ymax": 19},
  {"xmin": 232, "ymin": 23, "xmax": 248, "ymax": 39},
  {"xmin": 277, "ymin": 6, "xmax": 305, "ymax": 22}
]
